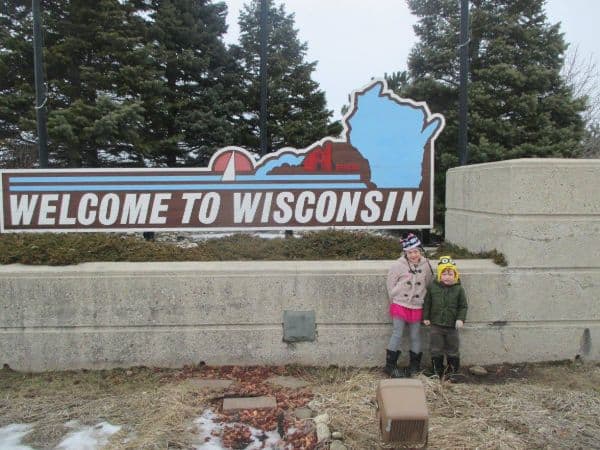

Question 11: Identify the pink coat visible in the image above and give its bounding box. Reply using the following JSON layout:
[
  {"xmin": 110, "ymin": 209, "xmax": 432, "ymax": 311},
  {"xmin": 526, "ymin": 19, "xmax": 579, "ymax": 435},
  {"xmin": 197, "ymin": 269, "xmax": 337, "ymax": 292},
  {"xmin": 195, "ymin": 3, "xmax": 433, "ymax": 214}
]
[{"xmin": 386, "ymin": 256, "xmax": 433, "ymax": 310}]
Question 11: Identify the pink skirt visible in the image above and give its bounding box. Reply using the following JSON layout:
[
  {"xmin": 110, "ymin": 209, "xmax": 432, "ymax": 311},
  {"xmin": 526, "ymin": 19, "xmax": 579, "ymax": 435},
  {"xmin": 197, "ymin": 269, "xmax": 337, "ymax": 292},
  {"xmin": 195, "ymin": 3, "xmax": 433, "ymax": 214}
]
[{"xmin": 389, "ymin": 303, "xmax": 423, "ymax": 323}]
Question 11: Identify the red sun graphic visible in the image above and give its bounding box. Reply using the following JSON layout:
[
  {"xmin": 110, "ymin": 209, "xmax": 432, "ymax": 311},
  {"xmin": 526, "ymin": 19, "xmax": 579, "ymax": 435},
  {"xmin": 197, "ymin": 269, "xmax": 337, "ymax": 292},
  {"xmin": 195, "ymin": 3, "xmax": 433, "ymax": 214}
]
[{"xmin": 212, "ymin": 150, "xmax": 254, "ymax": 174}]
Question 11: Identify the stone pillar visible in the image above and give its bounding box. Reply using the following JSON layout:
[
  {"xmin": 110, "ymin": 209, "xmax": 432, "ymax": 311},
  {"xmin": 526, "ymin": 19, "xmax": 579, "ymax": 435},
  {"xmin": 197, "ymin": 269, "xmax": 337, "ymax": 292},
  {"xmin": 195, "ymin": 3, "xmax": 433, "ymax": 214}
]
[
  {"xmin": 446, "ymin": 158, "xmax": 600, "ymax": 267},
  {"xmin": 445, "ymin": 158, "xmax": 600, "ymax": 362}
]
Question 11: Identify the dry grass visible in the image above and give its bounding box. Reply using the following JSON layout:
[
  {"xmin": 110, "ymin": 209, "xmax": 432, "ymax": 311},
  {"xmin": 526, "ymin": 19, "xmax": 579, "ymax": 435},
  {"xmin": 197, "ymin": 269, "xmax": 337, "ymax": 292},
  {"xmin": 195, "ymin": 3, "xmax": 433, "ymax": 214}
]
[
  {"xmin": 1, "ymin": 362, "xmax": 599, "ymax": 449},
  {"xmin": 307, "ymin": 362, "xmax": 600, "ymax": 449},
  {"xmin": 0, "ymin": 231, "xmax": 502, "ymax": 266},
  {"xmin": 0, "ymin": 367, "xmax": 208, "ymax": 449},
  {"xmin": 0, "ymin": 231, "xmax": 401, "ymax": 265}
]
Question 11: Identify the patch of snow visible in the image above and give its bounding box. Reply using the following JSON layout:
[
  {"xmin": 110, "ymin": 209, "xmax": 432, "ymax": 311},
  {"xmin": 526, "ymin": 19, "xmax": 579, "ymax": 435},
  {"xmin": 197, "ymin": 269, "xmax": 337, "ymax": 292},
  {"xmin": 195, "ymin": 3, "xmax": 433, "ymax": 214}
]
[
  {"xmin": 56, "ymin": 421, "xmax": 121, "ymax": 450},
  {"xmin": 0, "ymin": 424, "xmax": 34, "ymax": 450},
  {"xmin": 194, "ymin": 409, "xmax": 286, "ymax": 450}
]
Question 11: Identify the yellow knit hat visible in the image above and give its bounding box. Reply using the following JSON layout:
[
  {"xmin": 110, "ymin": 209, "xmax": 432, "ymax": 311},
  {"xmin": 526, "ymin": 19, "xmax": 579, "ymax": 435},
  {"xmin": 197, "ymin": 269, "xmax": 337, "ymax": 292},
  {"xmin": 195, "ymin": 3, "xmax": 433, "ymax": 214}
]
[{"xmin": 437, "ymin": 256, "xmax": 459, "ymax": 282}]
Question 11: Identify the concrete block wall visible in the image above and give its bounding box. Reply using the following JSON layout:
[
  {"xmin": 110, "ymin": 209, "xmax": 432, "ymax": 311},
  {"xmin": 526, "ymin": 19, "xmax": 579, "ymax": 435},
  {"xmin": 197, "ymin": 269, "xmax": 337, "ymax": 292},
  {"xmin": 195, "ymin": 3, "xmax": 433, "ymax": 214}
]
[
  {"xmin": 1, "ymin": 258, "xmax": 597, "ymax": 372},
  {"xmin": 445, "ymin": 158, "xmax": 600, "ymax": 365},
  {"xmin": 445, "ymin": 158, "xmax": 600, "ymax": 268}
]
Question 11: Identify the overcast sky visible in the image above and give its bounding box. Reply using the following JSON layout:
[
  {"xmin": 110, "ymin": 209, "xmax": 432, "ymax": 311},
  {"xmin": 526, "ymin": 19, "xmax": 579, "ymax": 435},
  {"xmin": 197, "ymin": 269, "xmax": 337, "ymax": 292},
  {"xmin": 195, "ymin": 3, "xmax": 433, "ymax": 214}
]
[{"xmin": 223, "ymin": 0, "xmax": 599, "ymax": 120}]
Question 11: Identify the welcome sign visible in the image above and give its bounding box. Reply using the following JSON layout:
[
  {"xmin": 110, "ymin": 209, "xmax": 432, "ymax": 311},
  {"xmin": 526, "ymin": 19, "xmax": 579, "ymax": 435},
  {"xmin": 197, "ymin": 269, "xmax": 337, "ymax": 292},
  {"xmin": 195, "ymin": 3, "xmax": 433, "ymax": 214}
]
[{"xmin": 0, "ymin": 80, "xmax": 445, "ymax": 232}]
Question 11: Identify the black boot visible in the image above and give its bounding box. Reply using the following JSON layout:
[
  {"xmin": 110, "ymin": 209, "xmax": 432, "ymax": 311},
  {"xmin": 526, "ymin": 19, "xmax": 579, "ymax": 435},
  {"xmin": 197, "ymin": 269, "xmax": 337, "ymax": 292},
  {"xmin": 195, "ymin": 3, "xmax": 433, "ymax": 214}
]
[
  {"xmin": 447, "ymin": 356, "xmax": 460, "ymax": 373},
  {"xmin": 447, "ymin": 356, "xmax": 462, "ymax": 382},
  {"xmin": 384, "ymin": 350, "xmax": 403, "ymax": 378},
  {"xmin": 406, "ymin": 351, "xmax": 423, "ymax": 377},
  {"xmin": 431, "ymin": 355, "xmax": 445, "ymax": 378}
]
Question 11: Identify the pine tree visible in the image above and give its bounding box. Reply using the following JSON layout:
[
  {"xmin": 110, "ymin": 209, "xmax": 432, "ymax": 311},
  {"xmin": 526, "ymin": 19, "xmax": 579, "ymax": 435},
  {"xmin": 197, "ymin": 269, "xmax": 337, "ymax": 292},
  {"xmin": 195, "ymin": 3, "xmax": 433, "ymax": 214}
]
[
  {"xmin": 0, "ymin": 0, "xmax": 151, "ymax": 167},
  {"xmin": 0, "ymin": 0, "xmax": 240, "ymax": 168},
  {"xmin": 0, "ymin": 2, "xmax": 40, "ymax": 153},
  {"xmin": 140, "ymin": 0, "xmax": 242, "ymax": 167},
  {"xmin": 390, "ymin": 0, "xmax": 586, "ymax": 227},
  {"xmin": 232, "ymin": 0, "xmax": 333, "ymax": 153}
]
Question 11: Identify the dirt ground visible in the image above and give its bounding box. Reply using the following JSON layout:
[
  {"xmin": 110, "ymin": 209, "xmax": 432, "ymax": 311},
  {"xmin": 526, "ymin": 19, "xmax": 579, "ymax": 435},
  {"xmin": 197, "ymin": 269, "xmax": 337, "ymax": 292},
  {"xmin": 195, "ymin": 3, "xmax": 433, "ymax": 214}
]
[{"xmin": 1, "ymin": 361, "xmax": 599, "ymax": 449}]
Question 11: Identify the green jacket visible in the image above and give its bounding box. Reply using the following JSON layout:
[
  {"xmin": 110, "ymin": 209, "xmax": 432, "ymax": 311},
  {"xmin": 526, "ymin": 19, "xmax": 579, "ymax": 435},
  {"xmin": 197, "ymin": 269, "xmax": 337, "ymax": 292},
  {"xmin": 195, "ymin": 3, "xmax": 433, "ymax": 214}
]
[{"xmin": 423, "ymin": 281, "xmax": 468, "ymax": 327}]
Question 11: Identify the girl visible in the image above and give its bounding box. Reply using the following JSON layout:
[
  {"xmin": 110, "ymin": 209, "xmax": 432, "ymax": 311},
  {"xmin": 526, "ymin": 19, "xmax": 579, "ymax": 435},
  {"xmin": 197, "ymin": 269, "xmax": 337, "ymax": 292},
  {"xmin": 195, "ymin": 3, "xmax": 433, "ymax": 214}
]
[{"xmin": 384, "ymin": 233, "xmax": 433, "ymax": 377}]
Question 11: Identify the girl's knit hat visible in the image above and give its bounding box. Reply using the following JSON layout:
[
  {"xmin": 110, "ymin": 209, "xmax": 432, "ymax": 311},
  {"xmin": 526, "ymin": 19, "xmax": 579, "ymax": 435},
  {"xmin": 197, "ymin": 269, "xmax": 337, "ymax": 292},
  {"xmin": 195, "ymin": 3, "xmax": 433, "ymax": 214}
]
[
  {"xmin": 437, "ymin": 256, "xmax": 459, "ymax": 282},
  {"xmin": 401, "ymin": 233, "xmax": 422, "ymax": 251}
]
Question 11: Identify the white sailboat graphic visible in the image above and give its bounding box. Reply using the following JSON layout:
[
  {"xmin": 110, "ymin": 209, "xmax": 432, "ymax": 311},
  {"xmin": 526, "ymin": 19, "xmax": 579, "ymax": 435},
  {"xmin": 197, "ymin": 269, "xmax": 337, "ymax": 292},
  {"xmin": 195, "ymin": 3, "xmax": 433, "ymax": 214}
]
[{"xmin": 221, "ymin": 151, "xmax": 236, "ymax": 181}]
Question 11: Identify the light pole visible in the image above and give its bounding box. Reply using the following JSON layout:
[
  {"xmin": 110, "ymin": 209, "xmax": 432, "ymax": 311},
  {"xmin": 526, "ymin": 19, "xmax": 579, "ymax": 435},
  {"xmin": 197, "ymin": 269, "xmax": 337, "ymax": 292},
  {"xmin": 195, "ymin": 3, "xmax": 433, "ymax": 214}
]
[
  {"xmin": 32, "ymin": 0, "xmax": 49, "ymax": 168},
  {"xmin": 259, "ymin": 0, "xmax": 269, "ymax": 156},
  {"xmin": 458, "ymin": 0, "xmax": 469, "ymax": 166}
]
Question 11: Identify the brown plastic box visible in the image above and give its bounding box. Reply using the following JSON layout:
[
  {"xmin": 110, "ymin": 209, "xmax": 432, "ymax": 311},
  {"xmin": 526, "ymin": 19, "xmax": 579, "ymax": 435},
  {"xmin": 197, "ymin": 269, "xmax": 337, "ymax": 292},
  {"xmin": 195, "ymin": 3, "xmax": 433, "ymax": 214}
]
[{"xmin": 376, "ymin": 379, "xmax": 429, "ymax": 447}]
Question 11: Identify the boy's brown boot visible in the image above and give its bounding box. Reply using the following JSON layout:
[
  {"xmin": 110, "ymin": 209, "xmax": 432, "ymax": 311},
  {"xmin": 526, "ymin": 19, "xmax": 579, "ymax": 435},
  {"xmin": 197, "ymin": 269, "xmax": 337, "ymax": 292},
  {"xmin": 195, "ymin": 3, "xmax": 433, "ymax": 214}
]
[
  {"xmin": 431, "ymin": 355, "xmax": 445, "ymax": 378},
  {"xmin": 446, "ymin": 356, "xmax": 463, "ymax": 382}
]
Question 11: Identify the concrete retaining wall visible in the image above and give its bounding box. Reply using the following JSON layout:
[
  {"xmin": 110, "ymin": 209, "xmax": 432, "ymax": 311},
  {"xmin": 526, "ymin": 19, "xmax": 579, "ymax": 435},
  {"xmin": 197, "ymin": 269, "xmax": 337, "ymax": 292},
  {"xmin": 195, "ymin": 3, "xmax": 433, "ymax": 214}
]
[
  {"xmin": 1, "ymin": 258, "xmax": 597, "ymax": 372},
  {"xmin": 445, "ymin": 158, "xmax": 600, "ymax": 367}
]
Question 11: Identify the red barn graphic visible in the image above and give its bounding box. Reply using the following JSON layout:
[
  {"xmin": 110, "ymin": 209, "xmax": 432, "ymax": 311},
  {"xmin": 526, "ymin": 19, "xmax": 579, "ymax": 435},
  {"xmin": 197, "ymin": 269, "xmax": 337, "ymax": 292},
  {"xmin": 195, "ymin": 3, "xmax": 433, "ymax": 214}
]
[{"xmin": 302, "ymin": 142, "xmax": 333, "ymax": 171}]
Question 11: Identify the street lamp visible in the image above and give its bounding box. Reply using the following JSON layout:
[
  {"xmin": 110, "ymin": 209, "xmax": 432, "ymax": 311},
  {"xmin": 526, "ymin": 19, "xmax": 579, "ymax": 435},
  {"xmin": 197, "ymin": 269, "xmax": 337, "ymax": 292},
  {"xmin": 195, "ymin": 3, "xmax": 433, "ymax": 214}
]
[
  {"xmin": 259, "ymin": 0, "xmax": 269, "ymax": 156},
  {"xmin": 32, "ymin": 0, "xmax": 48, "ymax": 168},
  {"xmin": 458, "ymin": 0, "xmax": 469, "ymax": 166}
]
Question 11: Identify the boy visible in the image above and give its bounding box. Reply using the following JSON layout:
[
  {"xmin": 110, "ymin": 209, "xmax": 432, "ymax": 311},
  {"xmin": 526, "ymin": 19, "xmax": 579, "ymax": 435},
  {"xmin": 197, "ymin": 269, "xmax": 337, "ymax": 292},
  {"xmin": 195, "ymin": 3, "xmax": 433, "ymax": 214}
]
[{"xmin": 423, "ymin": 256, "xmax": 468, "ymax": 379}]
